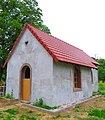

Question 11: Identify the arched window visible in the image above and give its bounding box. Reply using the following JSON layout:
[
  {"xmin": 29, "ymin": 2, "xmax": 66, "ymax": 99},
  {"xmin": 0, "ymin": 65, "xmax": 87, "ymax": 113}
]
[
  {"xmin": 74, "ymin": 65, "xmax": 81, "ymax": 89},
  {"xmin": 22, "ymin": 66, "xmax": 30, "ymax": 79}
]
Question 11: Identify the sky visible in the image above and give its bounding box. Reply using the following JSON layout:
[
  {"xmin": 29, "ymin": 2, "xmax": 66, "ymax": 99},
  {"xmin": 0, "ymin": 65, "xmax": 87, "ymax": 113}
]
[{"xmin": 38, "ymin": 0, "xmax": 105, "ymax": 59}]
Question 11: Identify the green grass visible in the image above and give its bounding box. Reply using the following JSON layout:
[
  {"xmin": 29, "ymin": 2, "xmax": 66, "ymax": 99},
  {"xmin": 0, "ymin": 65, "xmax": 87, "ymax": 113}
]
[
  {"xmin": 19, "ymin": 114, "xmax": 37, "ymax": 120},
  {"xmin": 63, "ymin": 114, "xmax": 71, "ymax": 118},
  {"xmin": 78, "ymin": 117, "xmax": 104, "ymax": 120},
  {"xmin": 52, "ymin": 114, "xmax": 71, "ymax": 119},
  {"xmin": 0, "ymin": 108, "xmax": 40, "ymax": 120},
  {"xmin": 27, "ymin": 110, "xmax": 33, "ymax": 114},
  {"xmin": 4, "ymin": 109, "xmax": 19, "ymax": 115},
  {"xmin": 75, "ymin": 103, "xmax": 83, "ymax": 108},
  {"xmin": 88, "ymin": 109, "xmax": 105, "ymax": 119},
  {"xmin": 52, "ymin": 114, "xmax": 61, "ymax": 119}
]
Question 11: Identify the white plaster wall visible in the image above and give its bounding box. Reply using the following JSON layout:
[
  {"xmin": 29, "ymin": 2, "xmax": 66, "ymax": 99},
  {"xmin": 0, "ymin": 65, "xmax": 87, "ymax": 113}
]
[
  {"xmin": 53, "ymin": 62, "xmax": 93, "ymax": 106},
  {"xmin": 92, "ymin": 69, "xmax": 98, "ymax": 92},
  {"xmin": 81, "ymin": 67, "xmax": 93, "ymax": 98},
  {"xmin": 52, "ymin": 62, "xmax": 73, "ymax": 106},
  {"xmin": 6, "ymin": 28, "xmax": 96, "ymax": 106},
  {"xmin": 6, "ymin": 29, "xmax": 53, "ymax": 105}
]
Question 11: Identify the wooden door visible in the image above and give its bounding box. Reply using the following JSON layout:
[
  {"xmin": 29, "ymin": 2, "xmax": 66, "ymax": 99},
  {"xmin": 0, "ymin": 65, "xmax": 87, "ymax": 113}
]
[
  {"xmin": 22, "ymin": 78, "xmax": 30, "ymax": 101},
  {"xmin": 21, "ymin": 66, "xmax": 31, "ymax": 101}
]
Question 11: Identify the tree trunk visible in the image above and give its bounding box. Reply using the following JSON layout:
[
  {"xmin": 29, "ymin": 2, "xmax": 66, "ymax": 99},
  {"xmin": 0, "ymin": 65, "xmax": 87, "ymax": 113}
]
[
  {"xmin": 0, "ymin": 66, "xmax": 3, "ymax": 81},
  {"xmin": 0, "ymin": 58, "xmax": 4, "ymax": 81}
]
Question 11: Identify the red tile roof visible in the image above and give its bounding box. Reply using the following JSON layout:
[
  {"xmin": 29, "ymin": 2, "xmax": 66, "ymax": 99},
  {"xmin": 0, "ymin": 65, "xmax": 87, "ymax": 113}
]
[{"xmin": 3, "ymin": 23, "xmax": 98, "ymax": 68}]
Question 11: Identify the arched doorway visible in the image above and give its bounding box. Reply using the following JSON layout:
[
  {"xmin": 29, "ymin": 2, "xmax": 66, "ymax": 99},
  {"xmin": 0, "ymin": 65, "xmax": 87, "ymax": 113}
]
[{"xmin": 20, "ymin": 65, "xmax": 31, "ymax": 101}]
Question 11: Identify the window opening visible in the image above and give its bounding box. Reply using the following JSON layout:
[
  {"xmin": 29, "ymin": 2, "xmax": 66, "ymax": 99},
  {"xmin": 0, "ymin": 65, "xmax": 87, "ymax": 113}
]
[
  {"xmin": 74, "ymin": 65, "xmax": 81, "ymax": 89},
  {"xmin": 22, "ymin": 66, "xmax": 30, "ymax": 79},
  {"xmin": 25, "ymin": 41, "xmax": 28, "ymax": 45}
]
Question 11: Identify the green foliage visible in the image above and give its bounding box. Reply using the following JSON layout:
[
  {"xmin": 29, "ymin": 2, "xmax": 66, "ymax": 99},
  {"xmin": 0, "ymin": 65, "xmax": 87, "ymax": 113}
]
[
  {"xmin": 98, "ymin": 82, "xmax": 105, "ymax": 96},
  {"xmin": 4, "ymin": 109, "xmax": 18, "ymax": 115},
  {"xmin": 93, "ymin": 91, "xmax": 99, "ymax": 96},
  {"xmin": 37, "ymin": 98, "xmax": 43, "ymax": 105},
  {"xmin": 63, "ymin": 114, "xmax": 71, "ymax": 118},
  {"xmin": 33, "ymin": 98, "xmax": 43, "ymax": 107},
  {"xmin": 88, "ymin": 109, "xmax": 105, "ymax": 119},
  {"xmin": 75, "ymin": 103, "xmax": 83, "ymax": 108},
  {"xmin": 78, "ymin": 117, "xmax": 104, "ymax": 120},
  {"xmin": 33, "ymin": 98, "xmax": 57, "ymax": 110},
  {"xmin": 98, "ymin": 59, "xmax": 105, "ymax": 82},
  {"xmin": 52, "ymin": 114, "xmax": 61, "ymax": 119},
  {"xmin": 0, "ymin": 108, "xmax": 38, "ymax": 120},
  {"xmin": 0, "ymin": 0, "xmax": 51, "ymax": 80},
  {"xmin": 19, "ymin": 114, "xmax": 37, "ymax": 120},
  {"xmin": 27, "ymin": 110, "xmax": 33, "ymax": 114},
  {"xmin": 98, "ymin": 91, "xmax": 105, "ymax": 96},
  {"xmin": 4, "ymin": 93, "xmax": 13, "ymax": 99},
  {"xmin": 35, "ymin": 113, "xmax": 43, "ymax": 117},
  {"xmin": 5, "ymin": 114, "xmax": 15, "ymax": 120},
  {"xmin": 0, "ymin": 115, "xmax": 4, "ymax": 119},
  {"xmin": 99, "ymin": 82, "xmax": 105, "ymax": 91},
  {"xmin": 52, "ymin": 114, "xmax": 71, "ymax": 119}
]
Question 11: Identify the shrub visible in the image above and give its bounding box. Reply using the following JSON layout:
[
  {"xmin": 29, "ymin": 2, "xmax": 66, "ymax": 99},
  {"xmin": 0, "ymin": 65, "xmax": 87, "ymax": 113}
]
[
  {"xmin": 98, "ymin": 91, "xmax": 105, "ymax": 96},
  {"xmin": 99, "ymin": 82, "xmax": 105, "ymax": 91},
  {"xmin": 93, "ymin": 92, "xmax": 99, "ymax": 96},
  {"xmin": 4, "ymin": 93, "xmax": 13, "ymax": 99},
  {"xmin": 33, "ymin": 98, "xmax": 57, "ymax": 110}
]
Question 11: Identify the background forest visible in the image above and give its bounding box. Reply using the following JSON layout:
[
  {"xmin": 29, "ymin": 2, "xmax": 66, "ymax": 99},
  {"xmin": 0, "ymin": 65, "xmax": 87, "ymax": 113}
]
[{"xmin": 0, "ymin": 0, "xmax": 50, "ymax": 81}]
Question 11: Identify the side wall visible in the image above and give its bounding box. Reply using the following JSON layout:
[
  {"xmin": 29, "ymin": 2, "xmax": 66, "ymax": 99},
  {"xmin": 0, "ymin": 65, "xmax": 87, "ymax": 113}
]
[
  {"xmin": 92, "ymin": 68, "xmax": 98, "ymax": 92},
  {"xmin": 6, "ymin": 29, "xmax": 53, "ymax": 105},
  {"xmin": 53, "ymin": 62, "xmax": 93, "ymax": 106}
]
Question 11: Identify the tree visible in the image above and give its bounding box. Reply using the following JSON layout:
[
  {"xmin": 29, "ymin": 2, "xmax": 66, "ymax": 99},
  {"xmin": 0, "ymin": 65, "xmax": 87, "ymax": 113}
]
[
  {"xmin": 98, "ymin": 58, "xmax": 105, "ymax": 82},
  {"xmin": 0, "ymin": 0, "xmax": 51, "ymax": 81}
]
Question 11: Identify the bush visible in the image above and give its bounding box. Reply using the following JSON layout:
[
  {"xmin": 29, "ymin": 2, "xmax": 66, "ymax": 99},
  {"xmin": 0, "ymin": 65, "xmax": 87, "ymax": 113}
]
[
  {"xmin": 93, "ymin": 92, "xmax": 99, "ymax": 96},
  {"xmin": 33, "ymin": 98, "xmax": 57, "ymax": 110},
  {"xmin": 4, "ymin": 93, "xmax": 13, "ymax": 99},
  {"xmin": 98, "ymin": 91, "xmax": 105, "ymax": 96},
  {"xmin": 99, "ymin": 82, "xmax": 105, "ymax": 91},
  {"xmin": 98, "ymin": 82, "xmax": 105, "ymax": 96}
]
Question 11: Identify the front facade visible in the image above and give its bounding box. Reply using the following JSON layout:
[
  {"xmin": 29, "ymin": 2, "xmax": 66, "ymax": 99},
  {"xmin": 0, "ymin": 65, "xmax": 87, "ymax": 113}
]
[
  {"xmin": 5, "ymin": 23, "xmax": 98, "ymax": 106},
  {"xmin": 6, "ymin": 29, "xmax": 54, "ymax": 105}
]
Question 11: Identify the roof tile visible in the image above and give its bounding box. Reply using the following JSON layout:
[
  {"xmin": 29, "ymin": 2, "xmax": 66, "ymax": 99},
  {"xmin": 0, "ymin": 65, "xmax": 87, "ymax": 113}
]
[{"xmin": 3, "ymin": 23, "xmax": 98, "ymax": 68}]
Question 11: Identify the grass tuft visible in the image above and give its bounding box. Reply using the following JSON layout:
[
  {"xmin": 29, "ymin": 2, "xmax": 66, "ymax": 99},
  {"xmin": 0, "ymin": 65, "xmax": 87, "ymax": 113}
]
[
  {"xmin": 4, "ymin": 109, "xmax": 18, "ymax": 115},
  {"xmin": 88, "ymin": 109, "xmax": 105, "ymax": 119}
]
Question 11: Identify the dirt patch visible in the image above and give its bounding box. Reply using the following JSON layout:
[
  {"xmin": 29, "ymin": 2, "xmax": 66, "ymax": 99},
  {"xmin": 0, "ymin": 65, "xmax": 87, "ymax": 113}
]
[{"xmin": 0, "ymin": 98, "xmax": 19, "ymax": 110}]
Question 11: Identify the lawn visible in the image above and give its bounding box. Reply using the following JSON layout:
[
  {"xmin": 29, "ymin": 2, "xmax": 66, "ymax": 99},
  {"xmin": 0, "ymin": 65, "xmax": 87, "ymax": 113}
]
[{"xmin": 0, "ymin": 82, "xmax": 105, "ymax": 120}]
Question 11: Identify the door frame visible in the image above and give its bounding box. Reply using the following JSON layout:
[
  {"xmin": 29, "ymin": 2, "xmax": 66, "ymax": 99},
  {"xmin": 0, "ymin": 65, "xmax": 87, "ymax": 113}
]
[{"xmin": 19, "ymin": 63, "xmax": 32, "ymax": 101}]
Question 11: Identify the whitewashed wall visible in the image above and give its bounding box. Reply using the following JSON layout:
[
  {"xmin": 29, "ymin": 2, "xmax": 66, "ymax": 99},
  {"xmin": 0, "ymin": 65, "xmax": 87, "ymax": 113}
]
[{"xmin": 6, "ymin": 29, "xmax": 53, "ymax": 105}]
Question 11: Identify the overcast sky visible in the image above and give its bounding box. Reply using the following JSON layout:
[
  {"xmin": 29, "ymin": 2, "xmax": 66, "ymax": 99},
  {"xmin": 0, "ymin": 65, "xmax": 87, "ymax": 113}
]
[{"xmin": 38, "ymin": 0, "xmax": 105, "ymax": 59}]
